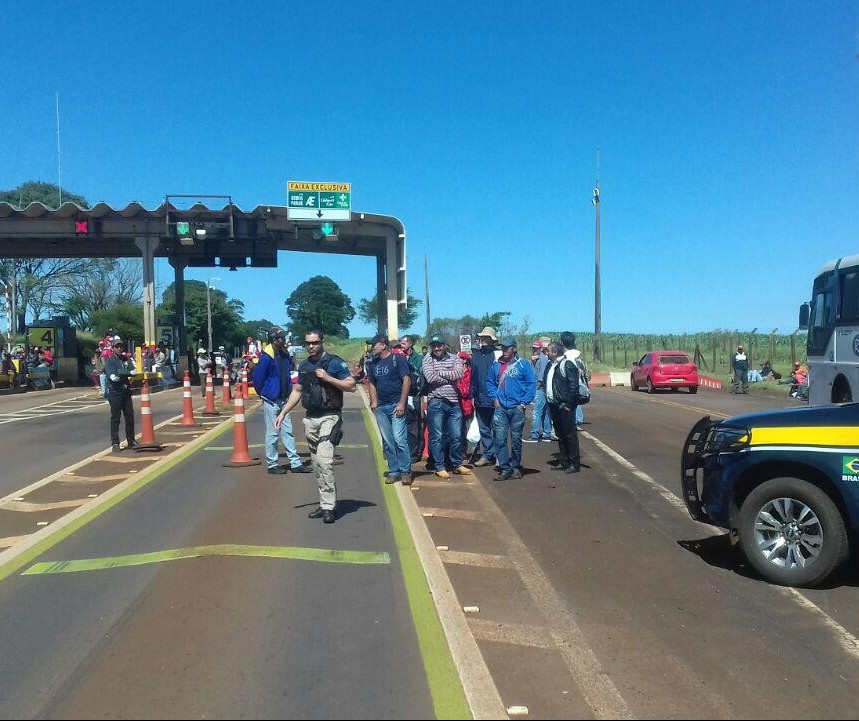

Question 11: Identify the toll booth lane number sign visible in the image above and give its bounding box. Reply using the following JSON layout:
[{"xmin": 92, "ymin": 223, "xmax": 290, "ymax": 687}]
[{"xmin": 287, "ymin": 181, "xmax": 351, "ymax": 221}]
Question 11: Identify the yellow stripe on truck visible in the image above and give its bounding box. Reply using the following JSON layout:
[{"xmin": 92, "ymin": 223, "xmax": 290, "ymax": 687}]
[{"xmin": 751, "ymin": 426, "xmax": 859, "ymax": 447}]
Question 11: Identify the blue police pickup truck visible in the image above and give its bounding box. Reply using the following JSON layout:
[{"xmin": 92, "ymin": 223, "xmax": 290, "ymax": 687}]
[{"xmin": 681, "ymin": 404, "xmax": 859, "ymax": 587}]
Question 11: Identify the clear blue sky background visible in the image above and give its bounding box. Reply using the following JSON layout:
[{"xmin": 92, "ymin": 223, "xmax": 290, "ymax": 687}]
[{"xmin": 2, "ymin": 1, "xmax": 858, "ymax": 339}]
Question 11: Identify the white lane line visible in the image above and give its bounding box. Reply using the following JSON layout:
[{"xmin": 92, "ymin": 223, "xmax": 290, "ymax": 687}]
[
  {"xmin": 469, "ymin": 484, "xmax": 633, "ymax": 720},
  {"xmin": 582, "ymin": 430, "xmax": 714, "ymax": 524},
  {"xmin": 584, "ymin": 429, "xmax": 859, "ymax": 663}
]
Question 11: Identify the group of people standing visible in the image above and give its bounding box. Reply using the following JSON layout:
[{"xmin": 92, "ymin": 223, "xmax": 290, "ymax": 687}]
[{"xmin": 366, "ymin": 327, "xmax": 589, "ymax": 485}]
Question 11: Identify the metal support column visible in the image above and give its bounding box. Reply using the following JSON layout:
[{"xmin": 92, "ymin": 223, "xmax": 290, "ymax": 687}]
[
  {"xmin": 385, "ymin": 231, "xmax": 399, "ymax": 340},
  {"xmin": 169, "ymin": 256, "xmax": 188, "ymax": 375},
  {"xmin": 375, "ymin": 254, "xmax": 387, "ymax": 333},
  {"xmin": 134, "ymin": 236, "xmax": 159, "ymax": 346}
]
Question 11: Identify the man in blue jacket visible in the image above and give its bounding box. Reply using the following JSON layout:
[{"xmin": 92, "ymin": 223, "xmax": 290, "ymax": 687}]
[
  {"xmin": 487, "ymin": 337, "xmax": 536, "ymax": 481},
  {"xmin": 253, "ymin": 327, "xmax": 311, "ymax": 475}
]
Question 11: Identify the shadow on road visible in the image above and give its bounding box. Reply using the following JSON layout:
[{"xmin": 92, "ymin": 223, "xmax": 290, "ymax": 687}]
[
  {"xmin": 678, "ymin": 534, "xmax": 859, "ymax": 589},
  {"xmin": 677, "ymin": 534, "xmax": 754, "ymax": 579},
  {"xmin": 332, "ymin": 498, "xmax": 377, "ymax": 518}
]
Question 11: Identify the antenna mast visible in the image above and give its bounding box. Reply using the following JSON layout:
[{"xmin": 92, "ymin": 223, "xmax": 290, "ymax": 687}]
[
  {"xmin": 424, "ymin": 254, "xmax": 431, "ymax": 339},
  {"xmin": 593, "ymin": 148, "xmax": 602, "ymax": 362},
  {"xmin": 55, "ymin": 92, "xmax": 63, "ymax": 206}
]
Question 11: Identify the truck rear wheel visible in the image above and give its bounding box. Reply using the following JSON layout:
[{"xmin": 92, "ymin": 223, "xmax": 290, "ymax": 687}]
[{"xmin": 738, "ymin": 477, "xmax": 848, "ymax": 587}]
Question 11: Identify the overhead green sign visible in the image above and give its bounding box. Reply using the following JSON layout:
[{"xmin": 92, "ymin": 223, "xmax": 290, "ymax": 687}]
[{"xmin": 287, "ymin": 181, "xmax": 351, "ymax": 220}]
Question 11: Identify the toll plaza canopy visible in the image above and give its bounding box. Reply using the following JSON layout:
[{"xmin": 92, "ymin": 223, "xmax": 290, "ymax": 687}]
[{"xmin": 0, "ymin": 201, "xmax": 407, "ymax": 350}]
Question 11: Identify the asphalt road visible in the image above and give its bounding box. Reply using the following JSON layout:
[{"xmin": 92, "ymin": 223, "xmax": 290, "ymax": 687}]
[{"xmin": 2, "ymin": 382, "xmax": 859, "ymax": 719}]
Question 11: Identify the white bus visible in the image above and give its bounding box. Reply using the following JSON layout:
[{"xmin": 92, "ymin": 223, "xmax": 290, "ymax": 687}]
[{"xmin": 799, "ymin": 254, "xmax": 859, "ymax": 404}]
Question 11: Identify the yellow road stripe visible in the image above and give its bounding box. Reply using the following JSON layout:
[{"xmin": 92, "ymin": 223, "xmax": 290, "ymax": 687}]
[
  {"xmin": 22, "ymin": 544, "xmax": 390, "ymax": 575},
  {"xmin": 361, "ymin": 407, "xmax": 471, "ymax": 720},
  {"xmin": 751, "ymin": 426, "xmax": 859, "ymax": 446}
]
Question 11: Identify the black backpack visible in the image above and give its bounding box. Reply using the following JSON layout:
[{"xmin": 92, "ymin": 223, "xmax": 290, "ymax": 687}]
[{"xmin": 408, "ymin": 359, "xmax": 426, "ymax": 396}]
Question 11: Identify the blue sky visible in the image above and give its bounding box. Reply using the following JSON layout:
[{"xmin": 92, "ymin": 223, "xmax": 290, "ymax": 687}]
[{"xmin": 2, "ymin": 1, "xmax": 858, "ymax": 338}]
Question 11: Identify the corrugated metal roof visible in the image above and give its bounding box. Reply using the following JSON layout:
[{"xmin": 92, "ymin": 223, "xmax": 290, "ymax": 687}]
[{"xmin": 0, "ymin": 200, "xmax": 258, "ymax": 219}]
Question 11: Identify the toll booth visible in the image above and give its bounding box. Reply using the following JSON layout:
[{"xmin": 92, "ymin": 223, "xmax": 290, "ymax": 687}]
[{"xmin": 27, "ymin": 316, "xmax": 79, "ymax": 384}]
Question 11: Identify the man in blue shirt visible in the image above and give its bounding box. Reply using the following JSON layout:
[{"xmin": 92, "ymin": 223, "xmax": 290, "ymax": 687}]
[
  {"xmin": 487, "ymin": 337, "xmax": 537, "ymax": 481},
  {"xmin": 367, "ymin": 333, "xmax": 413, "ymax": 485},
  {"xmin": 253, "ymin": 326, "xmax": 311, "ymax": 475}
]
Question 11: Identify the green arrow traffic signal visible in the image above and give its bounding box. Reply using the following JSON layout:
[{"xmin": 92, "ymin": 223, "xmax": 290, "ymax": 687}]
[
  {"xmin": 320, "ymin": 222, "xmax": 336, "ymax": 236},
  {"xmin": 176, "ymin": 221, "xmax": 191, "ymax": 237}
]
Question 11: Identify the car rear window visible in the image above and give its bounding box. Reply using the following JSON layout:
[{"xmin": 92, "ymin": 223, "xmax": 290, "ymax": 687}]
[{"xmin": 658, "ymin": 354, "xmax": 692, "ymax": 365}]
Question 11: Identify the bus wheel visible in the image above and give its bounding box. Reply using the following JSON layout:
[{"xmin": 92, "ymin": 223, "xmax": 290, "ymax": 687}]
[{"xmin": 833, "ymin": 384, "xmax": 852, "ymax": 404}]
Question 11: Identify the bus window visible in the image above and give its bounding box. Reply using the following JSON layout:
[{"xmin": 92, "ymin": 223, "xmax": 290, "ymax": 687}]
[{"xmin": 839, "ymin": 270, "xmax": 859, "ymax": 323}]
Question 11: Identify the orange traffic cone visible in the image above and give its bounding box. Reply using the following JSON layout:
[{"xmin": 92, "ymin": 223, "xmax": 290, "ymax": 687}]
[
  {"xmin": 221, "ymin": 366, "xmax": 232, "ymax": 407},
  {"xmin": 241, "ymin": 367, "xmax": 249, "ymax": 400},
  {"xmin": 202, "ymin": 369, "xmax": 219, "ymax": 416},
  {"xmin": 181, "ymin": 370, "xmax": 198, "ymax": 426},
  {"xmin": 222, "ymin": 393, "xmax": 261, "ymax": 467},
  {"xmin": 135, "ymin": 379, "xmax": 164, "ymax": 451}
]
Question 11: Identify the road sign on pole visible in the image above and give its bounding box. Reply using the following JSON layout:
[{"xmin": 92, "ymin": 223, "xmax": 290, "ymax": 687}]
[
  {"xmin": 459, "ymin": 334, "xmax": 472, "ymax": 352},
  {"xmin": 287, "ymin": 181, "xmax": 351, "ymax": 220}
]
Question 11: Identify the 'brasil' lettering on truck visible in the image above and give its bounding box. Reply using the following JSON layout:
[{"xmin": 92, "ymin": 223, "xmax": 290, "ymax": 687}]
[{"xmin": 681, "ymin": 403, "xmax": 859, "ymax": 587}]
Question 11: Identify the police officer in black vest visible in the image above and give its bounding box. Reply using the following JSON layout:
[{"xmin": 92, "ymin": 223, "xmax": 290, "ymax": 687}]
[{"xmin": 105, "ymin": 338, "xmax": 139, "ymax": 452}]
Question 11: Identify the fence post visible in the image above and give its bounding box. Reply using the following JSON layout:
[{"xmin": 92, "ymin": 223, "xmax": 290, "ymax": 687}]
[{"xmin": 712, "ymin": 333, "xmax": 717, "ymax": 374}]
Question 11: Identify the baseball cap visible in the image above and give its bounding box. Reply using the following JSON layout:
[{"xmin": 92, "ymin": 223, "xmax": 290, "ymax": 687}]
[
  {"xmin": 430, "ymin": 335, "xmax": 445, "ymax": 346},
  {"xmin": 531, "ymin": 340, "xmax": 543, "ymax": 348},
  {"xmin": 500, "ymin": 337, "xmax": 517, "ymax": 347},
  {"xmin": 369, "ymin": 333, "xmax": 389, "ymax": 345}
]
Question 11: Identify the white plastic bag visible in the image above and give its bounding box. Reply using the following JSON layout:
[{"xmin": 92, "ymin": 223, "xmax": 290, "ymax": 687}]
[{"xmin": 466, "ymin": 416, "xmax": 480, "ymax": 445}]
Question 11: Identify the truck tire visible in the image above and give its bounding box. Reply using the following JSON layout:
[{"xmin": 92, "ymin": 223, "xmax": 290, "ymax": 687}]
[{"xmin": 738, "ymin": 477, "xmax": 848, "ymax": 587}]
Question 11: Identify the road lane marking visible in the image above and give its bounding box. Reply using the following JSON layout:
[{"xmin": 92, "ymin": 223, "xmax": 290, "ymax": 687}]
[
  {"xmin": 584, "ymin": 428, "xmax": 859, "ymax": 664},
  {"xmin": 360, "ymin": 395, "xmax": 485, "ymax": 720},
  {"xmin": 418, "ymin": 507, "xmax": 483, "ymax": 521},
  {"xmin": 468, "ymin": 617, "xmax": 556, "ymax": 648},
  {"xmin": 21, "ymin": 544, "xmax": 390, "ymax": 575},
  {"xmin": 438, "ymin": 550, "xmax": 513, "ymax": 569},
  {"xmin": 466, "ymin": 476, "xmax": 634, "ymax": 720},
  {"xmin": 582, "ymin": 430, "xmax": 714, "ymax": 524},
  {"xmin": 0, "ymin": 498, "xmax": 87, "ymax": 512}
]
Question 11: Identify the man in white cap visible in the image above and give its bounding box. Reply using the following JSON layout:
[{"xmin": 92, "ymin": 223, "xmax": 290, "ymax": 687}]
[
  {"xmin": 525, "ymin": 340, "xmax": 552, "ymax": 442},
  {"xmin": 470, "ymin": 327, "xmax": 500, "ymax": 467}
]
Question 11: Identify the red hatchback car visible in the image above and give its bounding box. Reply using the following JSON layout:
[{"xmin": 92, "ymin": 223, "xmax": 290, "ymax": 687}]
[{"xmin": 630, "ymin": 350, "xmax": 698, "ymax": 394}]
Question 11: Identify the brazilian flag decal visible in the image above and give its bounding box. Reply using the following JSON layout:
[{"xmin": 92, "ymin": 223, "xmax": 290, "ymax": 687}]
[{"xmin": 842, "ymin": 456, "xmax": 859, "ymax": 481}]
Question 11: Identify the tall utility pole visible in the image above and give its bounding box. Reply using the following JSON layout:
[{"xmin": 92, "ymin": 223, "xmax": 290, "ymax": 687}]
[
  {"xmin": 424, "ymin": 254, "xmax": 431, "ymax": 339},
  {"xmin": 593, "ymin": 152, "xmax": 602, "ymax": 362}
]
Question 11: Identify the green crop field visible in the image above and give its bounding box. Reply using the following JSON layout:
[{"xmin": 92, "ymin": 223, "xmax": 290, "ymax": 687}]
[{"xmin": 329, "ymin": 329, "xmax": 807, "ymax": 383}]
